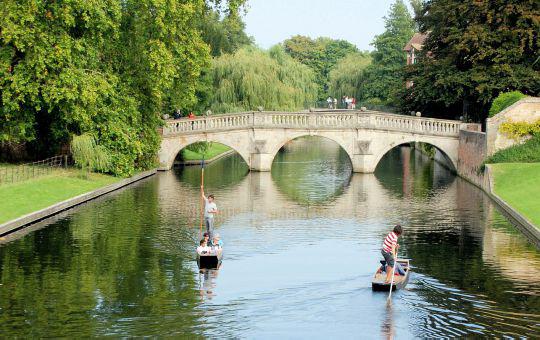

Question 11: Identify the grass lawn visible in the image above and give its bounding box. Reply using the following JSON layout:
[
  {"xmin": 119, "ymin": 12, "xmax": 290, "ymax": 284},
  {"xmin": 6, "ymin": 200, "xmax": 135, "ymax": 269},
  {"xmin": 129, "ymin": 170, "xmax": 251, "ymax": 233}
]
[
  {"xmin": 181, "ymin": 143, "xmax": 231, "ymax": 161},
  {"xmin": 0, "ymin": 168, "xmax": 119, "ymax": 224},
  {"xmin": 490, "ymin": 163, "xmax": 540, "ymax": 228}
]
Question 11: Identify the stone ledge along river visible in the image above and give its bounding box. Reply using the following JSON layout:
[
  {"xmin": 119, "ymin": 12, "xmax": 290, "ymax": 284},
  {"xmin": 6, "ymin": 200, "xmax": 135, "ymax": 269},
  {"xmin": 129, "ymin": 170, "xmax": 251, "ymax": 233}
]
[{"xmin": 0, "ymin": 136, "xmax": 539, "ymax": 338}]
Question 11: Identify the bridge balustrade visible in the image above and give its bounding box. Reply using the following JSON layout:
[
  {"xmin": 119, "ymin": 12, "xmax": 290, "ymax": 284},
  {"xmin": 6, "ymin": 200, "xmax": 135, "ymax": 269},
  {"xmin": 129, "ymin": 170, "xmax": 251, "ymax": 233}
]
[{"xmin": 163, "ymin": 111, "xmax": 464, "ymax": 137}]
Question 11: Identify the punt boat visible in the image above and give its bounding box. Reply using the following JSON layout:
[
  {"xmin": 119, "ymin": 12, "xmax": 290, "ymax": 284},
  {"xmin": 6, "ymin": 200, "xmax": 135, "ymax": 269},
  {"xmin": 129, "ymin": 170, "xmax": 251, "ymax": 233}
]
[
  {"xmin": 197, "ymin": 248, "xmax": 223, "ymax": 270},
  {"xmin": 372, "ymin": 258, "xmax": 411, "ymax": 291}
]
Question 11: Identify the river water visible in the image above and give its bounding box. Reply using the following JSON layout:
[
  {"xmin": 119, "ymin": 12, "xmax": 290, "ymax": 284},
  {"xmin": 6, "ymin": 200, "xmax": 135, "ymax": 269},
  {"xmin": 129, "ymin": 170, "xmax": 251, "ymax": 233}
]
[{"xmin": 1, "ymin": 137, "xmax": 539, "ymax": 338}]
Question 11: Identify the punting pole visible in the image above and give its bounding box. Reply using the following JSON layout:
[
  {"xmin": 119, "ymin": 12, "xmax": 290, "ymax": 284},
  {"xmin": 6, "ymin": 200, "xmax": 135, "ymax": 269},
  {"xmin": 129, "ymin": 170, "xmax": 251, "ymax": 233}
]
[
  {"xmin": 199, "ymin": 159, "xmax": 205, "ymax": 240},
  {"xmin": 387, "ymin": 257, "xmax": 397, "ymax": 303}
]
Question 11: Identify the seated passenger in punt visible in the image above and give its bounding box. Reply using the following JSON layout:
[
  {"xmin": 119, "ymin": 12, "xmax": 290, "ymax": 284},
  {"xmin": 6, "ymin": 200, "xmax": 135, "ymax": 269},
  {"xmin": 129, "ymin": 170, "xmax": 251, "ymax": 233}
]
[
  {"xmin": 197, "ymin": 239, "xmax": 210, "ymax": 255},
  {"xmin": 380, "ymin": 260, "xmax": 406, "ymax": 276},
  {"xmin": 212, "ymin": 233, "xmax": 223, "ymax": 249},
  {"xmin": 203, "ymin": 232, "xmax": 210, "ymax": 246}
]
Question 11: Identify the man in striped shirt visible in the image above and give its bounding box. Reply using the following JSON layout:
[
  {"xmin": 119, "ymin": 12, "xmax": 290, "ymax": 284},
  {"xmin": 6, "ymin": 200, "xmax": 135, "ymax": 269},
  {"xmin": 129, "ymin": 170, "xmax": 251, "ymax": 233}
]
[{"xmin": 382, "ymin": 225, "xmax": 403, "ymax": 284}]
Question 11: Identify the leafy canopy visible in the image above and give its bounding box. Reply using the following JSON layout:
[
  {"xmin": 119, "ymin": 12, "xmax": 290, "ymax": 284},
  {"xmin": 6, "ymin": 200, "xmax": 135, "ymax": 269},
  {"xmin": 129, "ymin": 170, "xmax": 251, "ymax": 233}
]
[
  {"xmin": 0, "ymin": 0, "xmax": 215, "ymax": 176},
  {"xmin": 401, "ymin": 0, "xmax": 540, "ymax": 121},
  {"xmin": 328, "ymin": 52, "xmax": 372, "ymax": 101},
  {"xmin": 210, "ymin": 46, "xmax": 318, "ymax": 113},
  {"xmin": 363, "ymin": 0, "xmax": 415, "ymax": 105},
  {"xmin": 283, "ymin": 36, "xmax": 358, "ymax": 100}
]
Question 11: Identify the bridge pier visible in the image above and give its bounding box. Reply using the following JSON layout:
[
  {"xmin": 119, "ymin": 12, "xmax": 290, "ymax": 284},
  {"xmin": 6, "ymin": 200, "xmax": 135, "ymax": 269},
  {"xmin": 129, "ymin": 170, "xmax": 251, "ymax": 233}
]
[
  {"xmin": 249, "ymin": 153, "xmax": 274, "ymax": 172},
  {"xmin": 352, "ymin": 155, "xmax": 377, "ymax": 174}
]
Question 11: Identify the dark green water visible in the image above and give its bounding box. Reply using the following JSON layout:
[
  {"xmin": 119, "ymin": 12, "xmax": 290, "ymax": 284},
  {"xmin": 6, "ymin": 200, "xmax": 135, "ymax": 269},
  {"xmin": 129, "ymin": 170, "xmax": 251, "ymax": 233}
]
[{"xmin": 1, "ymin": 137, "xmax": 539, "ymax": 338}]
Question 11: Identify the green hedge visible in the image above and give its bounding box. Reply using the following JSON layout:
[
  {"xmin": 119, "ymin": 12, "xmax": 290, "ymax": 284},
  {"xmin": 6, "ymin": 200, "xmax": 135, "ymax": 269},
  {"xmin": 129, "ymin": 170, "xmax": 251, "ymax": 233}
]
[{"xmin": 488, "ymin": 91, "xmax": 527, "ymax": 117}]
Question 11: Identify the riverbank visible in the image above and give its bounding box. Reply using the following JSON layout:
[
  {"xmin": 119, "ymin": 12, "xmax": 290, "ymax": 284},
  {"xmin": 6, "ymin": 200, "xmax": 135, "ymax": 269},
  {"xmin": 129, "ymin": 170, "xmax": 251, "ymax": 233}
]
[
  {"xmin": 179, "ymin": 143, "xmax": 232, "ymax": 165},
  {"xmin": 0, "ymin": 169, "xmax": 156, "ymax": 236},
  {"xmin": 490, "ymin": 163, "xmax": 540, "ymax": 229},
  {"xmin": 0, "ymin": 169, "xmax": 118, "ymax": 224}
]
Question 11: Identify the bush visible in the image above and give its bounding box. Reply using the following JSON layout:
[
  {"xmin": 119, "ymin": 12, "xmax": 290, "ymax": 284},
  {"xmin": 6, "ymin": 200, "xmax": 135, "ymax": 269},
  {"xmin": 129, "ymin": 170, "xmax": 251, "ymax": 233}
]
[
  {"xmin": 488, "ymin": 91, "xmax": 527, "ymax": 117},
  {"xmin": 484, "ymin": 135, "xmax": 540, "ymax": 164},
  {"xmin": 500, "ymin": 120, "xmax": 540, "ymax": 139}
]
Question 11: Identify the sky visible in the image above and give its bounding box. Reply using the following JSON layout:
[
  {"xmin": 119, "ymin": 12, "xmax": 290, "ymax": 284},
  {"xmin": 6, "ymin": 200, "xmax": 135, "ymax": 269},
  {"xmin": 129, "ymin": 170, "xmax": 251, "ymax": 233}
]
[{"xmin": 243, "ymin": 0, "xmax": 398, "ymax": 51}]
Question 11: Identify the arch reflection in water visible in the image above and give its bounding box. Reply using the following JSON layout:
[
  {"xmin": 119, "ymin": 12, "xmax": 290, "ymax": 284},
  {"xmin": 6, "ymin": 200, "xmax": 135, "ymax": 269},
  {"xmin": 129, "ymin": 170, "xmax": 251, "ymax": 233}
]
[
  {"xmin": 174, "ymin": 152, "xmax": 249, "ymax": 190},
  {"xmin": 271, "ymin": 136, "xmax": 352, "ymax": 205},
  {"xmin": 375, "ymin": 144, "xmax": 455, "ymax": 198}
]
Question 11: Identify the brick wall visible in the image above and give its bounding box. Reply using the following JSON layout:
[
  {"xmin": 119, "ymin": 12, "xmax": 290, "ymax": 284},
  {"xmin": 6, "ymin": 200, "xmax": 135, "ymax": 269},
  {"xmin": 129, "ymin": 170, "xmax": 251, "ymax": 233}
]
[{"xmin": 458, "ymin": 130, "xmax": 487, "ymax": 188}]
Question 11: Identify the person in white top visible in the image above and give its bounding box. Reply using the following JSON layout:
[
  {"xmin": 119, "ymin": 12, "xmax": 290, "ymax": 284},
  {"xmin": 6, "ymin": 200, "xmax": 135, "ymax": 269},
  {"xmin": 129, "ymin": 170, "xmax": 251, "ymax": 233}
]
[
  {"xmin": 201, "ymin": 186, "xmax": 218, "ymax": 241},
  {"xmin": 197, "ymin": 239, "xmax": 210, "ymax": 255}
]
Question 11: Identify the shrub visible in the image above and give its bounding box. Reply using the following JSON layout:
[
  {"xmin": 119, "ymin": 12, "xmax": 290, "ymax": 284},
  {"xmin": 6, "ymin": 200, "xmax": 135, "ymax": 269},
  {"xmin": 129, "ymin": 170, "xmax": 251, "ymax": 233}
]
[
  {"xmin": 500, "ymin": 120, "xmax": 540, "ymax": 140},
  {"xmin": 484, "ymin": 135, "xmax": 540, "ymax": 164},
  {"xmin": 488, "ymin": 91, "xmax": 527, "ymax": 117}
]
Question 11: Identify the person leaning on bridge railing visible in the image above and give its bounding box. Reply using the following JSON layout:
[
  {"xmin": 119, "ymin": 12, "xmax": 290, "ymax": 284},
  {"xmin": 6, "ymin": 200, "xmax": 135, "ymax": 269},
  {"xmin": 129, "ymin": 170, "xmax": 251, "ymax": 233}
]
[{"xmin": 188, "ymin": 111, "xmax": 195, "ymax": 130}]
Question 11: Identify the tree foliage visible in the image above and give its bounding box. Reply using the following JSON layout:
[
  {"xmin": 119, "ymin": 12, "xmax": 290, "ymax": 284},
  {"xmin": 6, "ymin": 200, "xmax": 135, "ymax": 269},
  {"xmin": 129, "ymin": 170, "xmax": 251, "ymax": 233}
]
[
  {"xmin": 328, "ymin": 52, "xmax": 372, "ymax": 100},
  {"xmin": 199, "ymin": 8, "xmax": 252, "ymax": 57},
  {"xmin": 0, "ymin": 0, "xmax": 214, "ymax": 176},
  {"xmin": 401, "ymin": 0, "xmax": 540, "ymax": 121},
  {"xmin": 210, "ymin": 46, "xmax": 318, "ymax": 113},
  {"xmin": 283, "ymin": 36, "xmax": 358, "ymax": 99},
  {"xmin": 363, "ymin": 0, "xmax": 415, "ymax": 105}
]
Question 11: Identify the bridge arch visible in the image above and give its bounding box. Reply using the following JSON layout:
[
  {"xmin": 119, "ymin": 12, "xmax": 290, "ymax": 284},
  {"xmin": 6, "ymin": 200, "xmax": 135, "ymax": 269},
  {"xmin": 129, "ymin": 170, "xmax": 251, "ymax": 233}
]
[
  {"xmin": 372, "ymin": 137, "xmax": 458, "ymax": 172},
  {"xmin": 267, "ymin": 132, "xmax": 355, "ymax": 169},
  {"xmin": 160, "ymin": 130, "xmax": 252, "ymax": 170}
]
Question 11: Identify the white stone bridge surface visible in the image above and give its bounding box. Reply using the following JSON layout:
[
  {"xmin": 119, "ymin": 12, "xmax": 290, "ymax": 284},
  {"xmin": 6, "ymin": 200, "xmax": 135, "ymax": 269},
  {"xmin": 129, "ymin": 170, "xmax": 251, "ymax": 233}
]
[{"xmin": 159, "ymin": 110, "xmax": 476, "ymax": 173}]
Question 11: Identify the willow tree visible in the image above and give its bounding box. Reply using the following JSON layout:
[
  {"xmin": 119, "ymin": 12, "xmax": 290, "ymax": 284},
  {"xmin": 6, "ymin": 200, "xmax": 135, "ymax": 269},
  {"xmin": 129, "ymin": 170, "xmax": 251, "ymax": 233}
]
[
  {"xmin": 328, "ymin": 52, "xmax": 372, "ymax": 101},
  {"xmin": 210, "ymin": 46, "xmax": 318, "ymax": 113}
]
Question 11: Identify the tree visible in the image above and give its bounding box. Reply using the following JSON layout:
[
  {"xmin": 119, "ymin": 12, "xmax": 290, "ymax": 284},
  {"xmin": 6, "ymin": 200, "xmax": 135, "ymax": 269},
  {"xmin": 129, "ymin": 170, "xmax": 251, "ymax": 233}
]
[
  {"xmin": 210, "ymin": 46, "xmax": 318, "ymax": 113},
  {"xmin": 409, "ymin": 0, "xmax": 424, "ymax": 29},
  {"xmin": 401, "ymin": 0, "xmax": 540, "ymax": 121},
  {"xmin": 328, "ymin": 52, "xmax": 372, "ymax": 101},
  {"xmin": 199, "ymin": 9, "xmax": 252, "ymax": 57},
  {"xmin": 283, "ymin": 36, "xmax": 358, "ymax": 99},
  {"xmin": 363, "ymin": 0, "xmax": 415, "ymax": 105},
  {"xmin": 0, "ymin": 0, "xmax": 218, "ymax": 176},
  {"xmin": 193, "ymin": 5, "xmax": 252, "ymax": 112}
]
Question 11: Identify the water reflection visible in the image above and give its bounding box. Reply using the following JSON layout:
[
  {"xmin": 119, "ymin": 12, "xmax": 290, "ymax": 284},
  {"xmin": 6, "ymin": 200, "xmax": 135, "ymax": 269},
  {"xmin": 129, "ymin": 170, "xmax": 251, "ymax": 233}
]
[
  {"xmin": 198, "ymin": 269, "xmax": 219, "ymax": 301},
  {"xmin": 0, "ymin": 138, "xmax": 539, "ymax": 338},
  {"xmin": 375, "ymin": 146, "xmax": 455, "ymax": 198},
  {"xmin": 272, "ymin": 136, "xmax": 352, "ymax": 205},
  {"xmin": 381, "ymin": 302, "xmax": 395, "ymax": 340}
]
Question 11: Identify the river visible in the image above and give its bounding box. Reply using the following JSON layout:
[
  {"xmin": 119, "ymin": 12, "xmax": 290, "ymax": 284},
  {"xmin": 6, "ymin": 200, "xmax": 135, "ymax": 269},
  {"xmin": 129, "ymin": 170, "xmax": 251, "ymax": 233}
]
[{"xmin": 0, "ymin": 137, "xmax": 539, "ymax": 338}]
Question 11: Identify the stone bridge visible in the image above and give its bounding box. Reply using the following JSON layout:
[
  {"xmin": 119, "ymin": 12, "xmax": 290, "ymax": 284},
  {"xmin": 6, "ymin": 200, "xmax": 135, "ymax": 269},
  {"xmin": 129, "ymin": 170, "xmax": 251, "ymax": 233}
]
[{"xmin": 159, "ymin": 110, "xmax": 476, "ymax": 173}]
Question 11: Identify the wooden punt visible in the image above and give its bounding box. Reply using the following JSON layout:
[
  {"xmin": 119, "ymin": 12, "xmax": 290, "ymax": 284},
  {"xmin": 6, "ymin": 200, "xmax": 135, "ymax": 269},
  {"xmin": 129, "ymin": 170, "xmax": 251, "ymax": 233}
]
[
  {"xmin": 197, "ymin": 248, "xmax": 223, "ymax": 270},
  {"xmin": 372, "ymin": 259, "xmax": 411, "ymax": 291}
]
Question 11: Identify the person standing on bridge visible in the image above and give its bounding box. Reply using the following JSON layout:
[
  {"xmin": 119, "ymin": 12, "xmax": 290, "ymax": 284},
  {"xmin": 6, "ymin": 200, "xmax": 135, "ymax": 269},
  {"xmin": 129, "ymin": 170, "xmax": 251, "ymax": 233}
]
[{"xmin": 201, "ymin": 186, "xmax": 218, "ymax": 241}]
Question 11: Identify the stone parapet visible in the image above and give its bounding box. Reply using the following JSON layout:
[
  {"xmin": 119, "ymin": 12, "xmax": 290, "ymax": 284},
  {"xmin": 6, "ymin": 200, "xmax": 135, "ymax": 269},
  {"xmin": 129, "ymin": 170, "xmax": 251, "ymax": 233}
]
[{"xmin": 163, "ymin": 111, "xmax": 464, "ymax": 138}]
